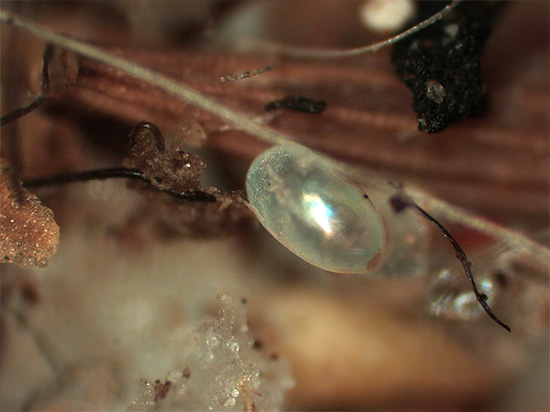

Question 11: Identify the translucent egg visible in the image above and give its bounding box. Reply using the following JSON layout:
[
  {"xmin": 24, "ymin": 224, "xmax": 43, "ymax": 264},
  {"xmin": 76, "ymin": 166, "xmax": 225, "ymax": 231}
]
[{"xmin": 246, "ymin": 144, "xmax": 386, "ymax": 274}]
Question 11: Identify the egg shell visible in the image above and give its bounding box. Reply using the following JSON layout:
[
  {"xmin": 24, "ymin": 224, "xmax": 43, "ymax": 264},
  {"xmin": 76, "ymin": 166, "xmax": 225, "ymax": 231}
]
[{"xmin": 246, "ymin": 144, "xmax": 386, "ymax": 274}]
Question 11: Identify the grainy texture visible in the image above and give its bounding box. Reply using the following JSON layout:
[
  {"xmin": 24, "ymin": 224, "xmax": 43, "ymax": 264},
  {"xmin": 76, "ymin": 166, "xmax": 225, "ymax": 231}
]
[
  {"xmin": 122, "ymin": 122, "xmax": 255, "ymax": 237},
  {"xmin": 392, "ymin": 1, "xmax": 502, "ymax": 133},
  {"xmin": 0, "ymin": 160, "xmax": 60, "ymax": 268},
  {"xmin": 124, "ymin": 121, "xmax": 207, "ymax": 193}
]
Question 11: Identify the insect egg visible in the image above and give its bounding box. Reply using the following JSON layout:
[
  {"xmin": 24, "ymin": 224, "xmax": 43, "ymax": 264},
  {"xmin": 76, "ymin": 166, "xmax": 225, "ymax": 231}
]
[{"xmin": 246, "ymin": 144, "xmax": 386, "ymax": 274}]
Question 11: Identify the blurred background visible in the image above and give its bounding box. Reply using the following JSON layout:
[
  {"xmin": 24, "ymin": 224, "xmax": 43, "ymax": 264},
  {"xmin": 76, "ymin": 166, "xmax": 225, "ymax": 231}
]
[{"xmin": 1, "ymin": 1, "xmax": 548, "ymax": 410}]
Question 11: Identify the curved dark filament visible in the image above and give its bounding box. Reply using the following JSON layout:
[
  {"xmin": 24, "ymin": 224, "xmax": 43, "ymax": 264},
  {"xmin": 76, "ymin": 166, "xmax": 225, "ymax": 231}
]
[
  {"xmin": 390, "ymin": 195, "xmax": 511, "ymax": 332},
  {"xmin": 24, "ymin": 167, "xmax": 217, "ymax": 202},
  {"xmin": 2, "ymin": 44, "xmax": 54, "ymax": 204},
  {"xmin": 1, "ymin": 44, "xmax": 53, "ymax": 126}
]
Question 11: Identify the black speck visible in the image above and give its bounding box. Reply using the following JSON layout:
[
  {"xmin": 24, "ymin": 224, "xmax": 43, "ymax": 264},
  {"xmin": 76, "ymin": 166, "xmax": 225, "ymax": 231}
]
[
  {"xmin": 264, "ymin": 96, "xmax": 326, "ymax": 114},
  {"xmin": 389, "ymin": 195, "xmax": 410, "ymax": 213},
  {"xmin": 494, "ymin": 271, "xmax": 508, "ymax": 288}
]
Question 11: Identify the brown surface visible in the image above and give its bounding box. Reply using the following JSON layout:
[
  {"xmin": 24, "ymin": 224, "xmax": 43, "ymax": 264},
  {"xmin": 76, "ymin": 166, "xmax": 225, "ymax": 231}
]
[{"xmin": 49, "ymin": 2, "xmax": 548, "ymax": 217}]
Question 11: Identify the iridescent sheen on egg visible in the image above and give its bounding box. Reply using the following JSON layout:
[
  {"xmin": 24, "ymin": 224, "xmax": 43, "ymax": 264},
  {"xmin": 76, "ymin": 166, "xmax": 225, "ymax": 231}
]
[{"xmin": 246, "ymin": 144, "xmax": 386, "ymax": 274}]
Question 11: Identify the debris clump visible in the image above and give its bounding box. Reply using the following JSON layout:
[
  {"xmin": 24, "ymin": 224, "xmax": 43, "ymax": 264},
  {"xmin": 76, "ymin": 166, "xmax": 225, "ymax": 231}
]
[
  {"xmin": 392, "ymin": 2, "xmax": 503, "ymax": 133},
  {"xmin": 122, "ymin": 122, "xmax": 255, "ymax": 236},
  {"xmin": 0, "ymin": 160, "xmax": 60, "ymax": 268},
  {"xmin": 127, "ymin": 295, "xmax": 293, "ymax": 411}
]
